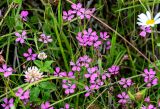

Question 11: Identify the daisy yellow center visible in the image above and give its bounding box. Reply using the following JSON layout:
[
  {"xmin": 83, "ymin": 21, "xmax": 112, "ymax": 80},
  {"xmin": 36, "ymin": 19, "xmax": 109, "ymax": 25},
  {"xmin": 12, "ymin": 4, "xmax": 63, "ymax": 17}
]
[{"xmin": 146, "ymin": 19, "xmax": 155, "ymax": 25}]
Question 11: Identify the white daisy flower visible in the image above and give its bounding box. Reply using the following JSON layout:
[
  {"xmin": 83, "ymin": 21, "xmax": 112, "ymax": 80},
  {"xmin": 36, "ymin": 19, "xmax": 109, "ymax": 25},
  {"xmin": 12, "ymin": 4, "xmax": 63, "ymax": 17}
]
[
  {"xmin": 38, "ymin": 52, "xmax": 47, "ymax": 60},
  {"xmin": 24, "ymin": 66, "xmax": 43, "ymax": 83},
  {"xmin": 137, "ymin": 11, "xmax": 160, "ymax": 27}
]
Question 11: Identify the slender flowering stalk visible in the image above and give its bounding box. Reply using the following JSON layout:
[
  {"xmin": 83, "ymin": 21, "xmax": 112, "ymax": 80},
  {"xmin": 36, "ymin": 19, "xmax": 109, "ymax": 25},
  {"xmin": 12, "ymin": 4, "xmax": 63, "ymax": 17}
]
[{"xmin": 0, "ymin": 64, "xmax": 13, "ymax": 77}]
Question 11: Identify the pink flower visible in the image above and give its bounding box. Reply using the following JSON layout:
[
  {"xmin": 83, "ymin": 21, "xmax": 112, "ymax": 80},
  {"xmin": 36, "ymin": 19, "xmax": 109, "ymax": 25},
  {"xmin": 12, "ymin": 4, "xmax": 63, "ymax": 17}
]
[
  {"xmin": 90, "ymin": 79, "xmax": 104, "ymax": 90},
  {"xmin": 1, "ymin": 98, "xmax": 14, "ymax": 109},
  {"xmin": 0, "ymin": 64, "xmax": 13, "ymax": 77},
  {"xmin": 23, "ymin": 48, "xmax": 37, "ymax": 61},
  {"xmin": 100, "ymin": 32, "xmax": 110, "ymax": 40},
  {"xmin": 41, "ymin": 101, "xmax": 54, "ymax": 109},
  {"xmin": 20, "ymin": 10, "xmax": 29, "ymax": 21},
  {"xmin": 117, "ymin": 92, "xmax": 129, "ymax": 104},
  {"xmin": 108, "ymin": 65, "xmax": 120, "ymax": 75},
  {"xmin": 144, "ymin": 96, "xmax": 150, "ymax": 103},
  {"xmin": 76, "ymin": 28, "xmax": 98, "ymax": 47},
  {"xmin": 39, "ymin": 33, "xmax": 53, "ymax": 43},
  {"xmin": 139, "ymin": 26, "xmax": 151, "ymax": 37},
  {"xmin": 62, "ymin": 80, "xmax": 76, "ymax": 94},
  {"xmin": 15, "ymin": 88, "xmax": 30, "ymax": 100},
  {"xmin": 106, "ymin": 41, "xmax": 111, "ymax": 50},
  {"xmin": 63, "ymin": 10, "xmax": 75, "ymax": 21},
  {"xmin": 141, "ymin": 104, "xmax": 156, "ymax": 109},
  {"xmin": 119, "ymin": 78, "xmax": 133, "ymax": 88},
  {"xmin": 143, "ymin": 69, "xmax": 158, "ymax": 87},
  {"xmin": 84, "ymin": 86, "xmax": 95, "ymax": 97},
  {"xmin": 60, "ymin": 103, "xmax": 73, "ymax": 109},
  {"xmin": 101, "ymin": 72, "xmax": 111, "ymax": 80},
  {"xmin": 70, "ymin": 55, "xmax": 92, "ymax": 72},
  {"xmin": 15, "ymin": 30, "xmax": 27, "ymax": 44},
  {"xmin": 71, "ymin": 3, "xmax": 83, "ymax": 16}
]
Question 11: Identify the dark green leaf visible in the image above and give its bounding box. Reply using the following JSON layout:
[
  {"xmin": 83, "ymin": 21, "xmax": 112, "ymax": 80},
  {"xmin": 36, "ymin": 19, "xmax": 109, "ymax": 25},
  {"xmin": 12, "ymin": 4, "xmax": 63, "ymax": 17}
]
[
  {"xmin": 30, "ymin": 87, "xmax": 40, "ymax": 102},
  {"xmin": 39, "ymin": 81, "xmax": 56, "ymax": 90}
]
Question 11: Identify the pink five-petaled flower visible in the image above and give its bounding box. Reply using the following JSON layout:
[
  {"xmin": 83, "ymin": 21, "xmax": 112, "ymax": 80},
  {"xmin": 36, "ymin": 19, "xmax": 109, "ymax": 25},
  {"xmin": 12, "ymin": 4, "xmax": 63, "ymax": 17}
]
[
  {"xmin": 117, "ymin": 92, "xmax": 129, "ymax": 105},
  {"xmin": 85, "ymin": 66, "xmax": 99, "ymax": 81},
  {"xmin": 15, "ymin": 30, "xmax": 27, "ymax": 44},
  {"xmin": 119, "ymin": 78, "xmax": 133, "ymax": 88},
  {"xmin": 39, "ymin": 33, "xmax": 53, "ymax": 44},
  {"xmin": 76, "ymin": 28, "xmax": 98, "ymax": 47},
  {"xmin": 1, "ymin": 98, "xmax": 14, "ymax": 109},
  {"xmin": 100, "ymin": 32, "xmax": 110, "ymax": 40},
  {"xmin": 71, "ymin": 3, "xmax": 83, "ymax": 16},
  {"xmin": 144, "ymin": 96, "xmax": 150, "ymax": 103},
  {"xmin": 41, "ymin": 101, "xmax": 54, "ymax": 109},
  {"xmin": 90, "ymin": 79, "xmax": 104, "ymax": 90},
  {"xmin": 79, "ymin": 8, "xmax": 95, "ymax": 19},
  {"xmin": 143, "ymin": 68, "xmax": 158, "ymax": 87},
  {"xmin": 141, "ymin": 104, "xmax": 157, "ymax": 109},
  {"xmin": 53, "ymin": 67, "xmax": 67, "ymax": 77},
  {"xmin": 101, "ymin": 72, "xmax": 111, "ymax": 80},
  {"xmin": 15, "ymin": 88, "xmax": 30, "ymax": 100},
  {"xmin": 60, "ymin": 103, "xmax": 73, "ymax": 109},
  {"xmin": 0, "ymin": 64, "xmax": 13, "ymax": 77},
  {"xmin": 108, "ymin": 65, "xmax": 120, "ymax": 75},
  {"xmin": 62, "ymin": 80, "xmax": 76, "ymax": 94},
  {"xmin": 23, "ymin": 48, "xmax": 37, "ymax": 61},
  {"xmin": 20, "ymin": 10, "xmax": 29, "ymax": 21},
  {"xmin": 63, "ymin": 10, "xmax": 75, "ymax": 21},
  {"xmin": 84, "ymin": 86, "xmax": 95, "ymax": 97},
  {"xmin": 139, "ymin": 26, "xmax": 151, "ymax": 37}
]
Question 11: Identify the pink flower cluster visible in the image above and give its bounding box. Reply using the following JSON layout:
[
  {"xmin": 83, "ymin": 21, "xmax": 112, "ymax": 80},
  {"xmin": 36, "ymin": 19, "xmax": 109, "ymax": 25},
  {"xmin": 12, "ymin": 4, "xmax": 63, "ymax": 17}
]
[
  {"xmin": 108, "ymin": 65, "xmax": 120, "ymax": 75},
  {"xmin": 70, "ymin": 55, "xmax": 92, "ymax": 72},
  {"xmin": 53, "ymin": 68, "xmax": 76, "ymax": 95},
  {"xmin": 76, "ymin": 28, "xmax": 111, "ymax": 49},
  {"xmin": 84, "ymin": 66, "xmax": 104, "ymax": 97},
  {"xmin": 63, "ymin": 3, "xmax": 95, "ymax": 21},
  {"xmin": 142, "ymin": 69, "xmax": 158, "ymax": 87}
]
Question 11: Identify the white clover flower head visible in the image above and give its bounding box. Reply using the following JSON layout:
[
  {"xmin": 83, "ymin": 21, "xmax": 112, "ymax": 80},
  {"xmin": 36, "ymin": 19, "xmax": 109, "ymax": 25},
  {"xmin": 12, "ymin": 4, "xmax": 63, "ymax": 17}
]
[
  {"xmin": 137, "ymin": 11, "xmax": 160, "ymax": 27},
  {"xmin": 24, "ymin": 66, "xmax": 43, "ymax": 83},
  {"xmin": 38, "ymin": 52, "xmax": 47, "ymax": 60}
]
